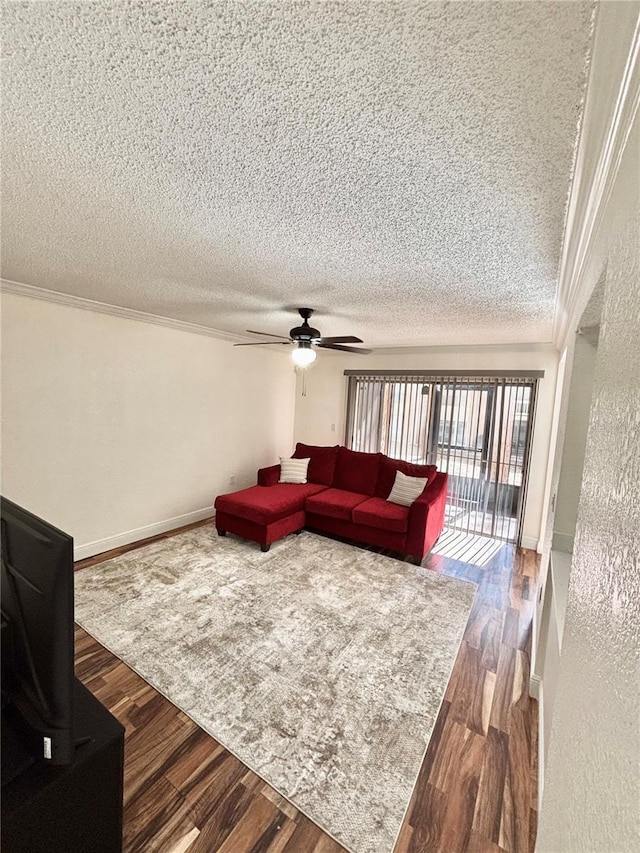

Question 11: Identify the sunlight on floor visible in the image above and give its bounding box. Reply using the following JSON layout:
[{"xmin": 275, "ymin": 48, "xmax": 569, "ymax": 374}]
[{"xmin": 433, "ymin": 528, "xmax": 505, "ymax": 567}]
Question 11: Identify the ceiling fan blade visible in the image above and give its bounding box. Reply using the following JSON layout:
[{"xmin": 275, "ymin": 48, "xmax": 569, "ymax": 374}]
[
  {"xmin": 246, "ymin": 330, "xmax": 291, "ymax": 340},
  {"xmin": 317, "ymin": 343, "xmax": 373, "ymax": 354},
  {"xmin": 233, "ymin": 341, "xmax": 291, "ymax": 347},
  {"xmin": 316, "ymin": 335, "xmax": 364, "ymax": 345}
]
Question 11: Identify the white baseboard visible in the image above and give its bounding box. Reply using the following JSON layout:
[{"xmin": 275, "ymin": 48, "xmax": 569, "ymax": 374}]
[
  {"xmin": 537, "ymin": 680, "xmax": 545, "ymax": 814},
  {"xmin": 74, "ymin": 507, "xmax": 215, "ymax": 561},
  {"xmin": 529, "ymin": 672, "xmax": 542, "ymax": 700},
  {"xmin": 521, "ymin": 536, "xmax": 539, "ymax": 551},
  {"xmin": 530, "ymin": 674, "xmax": 544, "ymax": 815}
]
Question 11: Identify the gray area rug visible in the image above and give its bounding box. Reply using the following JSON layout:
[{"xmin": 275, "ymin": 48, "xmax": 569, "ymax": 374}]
[{"xmin": 75, "ymin": 528, "xmax": 476, "ymax": 853}]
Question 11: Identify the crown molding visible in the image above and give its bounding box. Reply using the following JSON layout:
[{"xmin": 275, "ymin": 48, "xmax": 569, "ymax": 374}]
[
  {"xmin": 553, "ymin": 4, "xmax": 640, "ymax": 349},
  {"xmin": 0, "ymin": 278, "xmax": 248, "ymax": 343},
  {"xmin": 367, "ymin": 341, "xmax": 555, "ymax": 356},
  {"xmin": 1, "ymin": 280, "xmax": 553, "ymax": 354}
]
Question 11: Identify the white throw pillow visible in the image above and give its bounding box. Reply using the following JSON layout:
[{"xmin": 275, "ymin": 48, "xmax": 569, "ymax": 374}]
[
  {"xmin": 387, "ymin": 470, "xmax": 428, "ymax": 507},
  {"xmin": 279, "ymin": 457, "xmax": 310, "ymax": 484}
]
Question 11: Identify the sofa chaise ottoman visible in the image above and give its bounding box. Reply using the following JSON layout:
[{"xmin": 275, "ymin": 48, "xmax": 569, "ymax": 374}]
[{"xmin": 214, "ymin": 443, "xmax": 448, "ymax": 563}]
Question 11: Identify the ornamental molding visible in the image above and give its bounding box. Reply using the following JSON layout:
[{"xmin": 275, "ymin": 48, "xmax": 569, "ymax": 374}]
[
  {"xmin": 553, "ymin": 7, "xmax": 640, "ymax": 348},
  {"xmin": 0, "ymin": 278, "xmax": 247, "ymax": 344}
]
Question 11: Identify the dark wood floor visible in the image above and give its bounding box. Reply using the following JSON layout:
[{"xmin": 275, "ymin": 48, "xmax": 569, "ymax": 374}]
[{"xmin": 75, "ymin": 521, "xmax": 538, "ymax": 852}]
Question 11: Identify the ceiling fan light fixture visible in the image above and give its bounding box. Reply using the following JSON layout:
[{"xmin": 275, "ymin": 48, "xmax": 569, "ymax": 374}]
[{"xmin": 291, "ymin": 343, "xmax": 317, "ymax": 368}]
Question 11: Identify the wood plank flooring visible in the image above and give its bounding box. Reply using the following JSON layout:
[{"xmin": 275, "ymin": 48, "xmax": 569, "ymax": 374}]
[{"xmin": 74, "ymin": 522, "xmax": 538, "ymax": 852}]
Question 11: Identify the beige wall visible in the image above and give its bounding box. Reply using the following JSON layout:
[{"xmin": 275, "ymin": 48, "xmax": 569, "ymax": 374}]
[
  {"xmin": 293, "ymin": 343, "xmax": 559, "ymax": 549},
  {"xmin": 0, "ymin": 292, "xmax": 296, "ymax": 557}
]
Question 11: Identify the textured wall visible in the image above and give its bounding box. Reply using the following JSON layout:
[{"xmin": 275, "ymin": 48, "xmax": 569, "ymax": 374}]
[
  {"xmin": 537, "ymin": 159, "xmax": 640, "ymax": 848},
  {"xmin": 0, "ymin": 293, "xmax": 295, "ymax": 555}
]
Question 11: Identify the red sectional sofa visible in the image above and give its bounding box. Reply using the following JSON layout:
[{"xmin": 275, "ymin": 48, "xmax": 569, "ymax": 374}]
[{"xmin": 214, "ymin": 443, "xmax": 448, "ymax": 563}]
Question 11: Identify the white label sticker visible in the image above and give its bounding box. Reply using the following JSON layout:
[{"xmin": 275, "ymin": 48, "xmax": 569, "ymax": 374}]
[{"xmin": 44, "ymin": 737, "xmax": 52, "ymax": 759}]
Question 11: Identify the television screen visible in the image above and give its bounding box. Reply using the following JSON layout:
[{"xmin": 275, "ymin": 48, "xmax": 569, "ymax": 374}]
[{"xmin": 1, "ymin": 497, "xmax": 75, "ymax": 770}]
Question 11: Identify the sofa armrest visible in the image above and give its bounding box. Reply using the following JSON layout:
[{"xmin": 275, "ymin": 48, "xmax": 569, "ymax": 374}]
[
  {"xmin": 405, "ymin": 473, "xmax": 448, "ymax": 562},
  {"xmin": 257, "ymin": 464, "xmax": 280, "ymax": 486}
]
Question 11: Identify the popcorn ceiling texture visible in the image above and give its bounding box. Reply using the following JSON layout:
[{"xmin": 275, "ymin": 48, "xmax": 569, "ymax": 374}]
[{"xmin": 2, "ymin": 1, "xmax": 593, "ymax": 347}]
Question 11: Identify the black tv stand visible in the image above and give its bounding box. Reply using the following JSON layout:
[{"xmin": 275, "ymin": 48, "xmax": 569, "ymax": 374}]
[
  {"xmin": 1, "ymin": 714, "xmax": 36, "ymax": 786},
  {"xmin": 2, "ymin": 679, "xmax": 124, "ymax": 853}
]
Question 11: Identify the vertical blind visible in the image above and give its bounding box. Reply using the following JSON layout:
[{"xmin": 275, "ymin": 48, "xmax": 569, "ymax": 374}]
[{"xmin": 344, "ymin": 371, "xmax": 540, "ymax": 544}]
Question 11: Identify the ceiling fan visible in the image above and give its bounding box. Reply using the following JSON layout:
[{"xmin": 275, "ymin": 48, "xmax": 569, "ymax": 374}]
[{"xmin": 234, "ymin": 308, "xmax": 372, "ymax": 366}]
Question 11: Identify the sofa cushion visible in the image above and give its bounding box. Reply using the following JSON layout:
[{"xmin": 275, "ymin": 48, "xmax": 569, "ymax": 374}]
[
  {"xmin": 305, "ymin": 488, "xmax": 369, "ymax": 521},
  {"xmin": 279, "ymin": 456, "xmax": 310, "ymax": 484},
  {"xmin": 292, "ymin": 443, "xmax": 339, "ymax": 486},
  {"xmin": 375, "ymin": 456, "xmax": 437, "ymax": 499},
  {"xmin": 215, "ymin": 483, "xmax": 326, "ymax": 526},
  {"xmin": 352, "ymin": 497, "xmax": 410, "ymax": 533},
  {"xmin": 332, "ymin": 447, "xmax": 381, "ymax": 496},
  {"xmin": 387, "ymin": 470, "xmax": 428, "ymax": 507}
]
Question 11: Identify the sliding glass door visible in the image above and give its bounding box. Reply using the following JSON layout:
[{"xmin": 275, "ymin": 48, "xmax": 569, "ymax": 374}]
[{"xmin": 345, "ymin": 372, "xmax": 538, "ymax": 544}]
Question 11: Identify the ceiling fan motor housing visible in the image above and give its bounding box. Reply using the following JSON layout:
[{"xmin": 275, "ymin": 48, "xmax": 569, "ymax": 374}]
[
  {"xmin": 290, "ymin": 323, "xmax": 321, "ymax": 341},
  {"xmin": 290, "ymin": 308, "xmax": 320, "ymax": 342}
]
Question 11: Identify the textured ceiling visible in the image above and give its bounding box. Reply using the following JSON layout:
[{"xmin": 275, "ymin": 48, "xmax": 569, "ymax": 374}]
[{"xmin": 2, "ymin": 1, "xmax": 593, "ymax": 348}]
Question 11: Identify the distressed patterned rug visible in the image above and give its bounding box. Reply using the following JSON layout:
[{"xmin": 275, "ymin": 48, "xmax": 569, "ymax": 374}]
[{"xmin": 75, "ymin": 527, "xmax": 475, "ymax": 853}]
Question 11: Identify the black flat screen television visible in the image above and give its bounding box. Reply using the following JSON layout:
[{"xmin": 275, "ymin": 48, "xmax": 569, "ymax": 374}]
[{"xmin": 1, "ymin": 497, "xmax": 76, "ymax": 778}]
